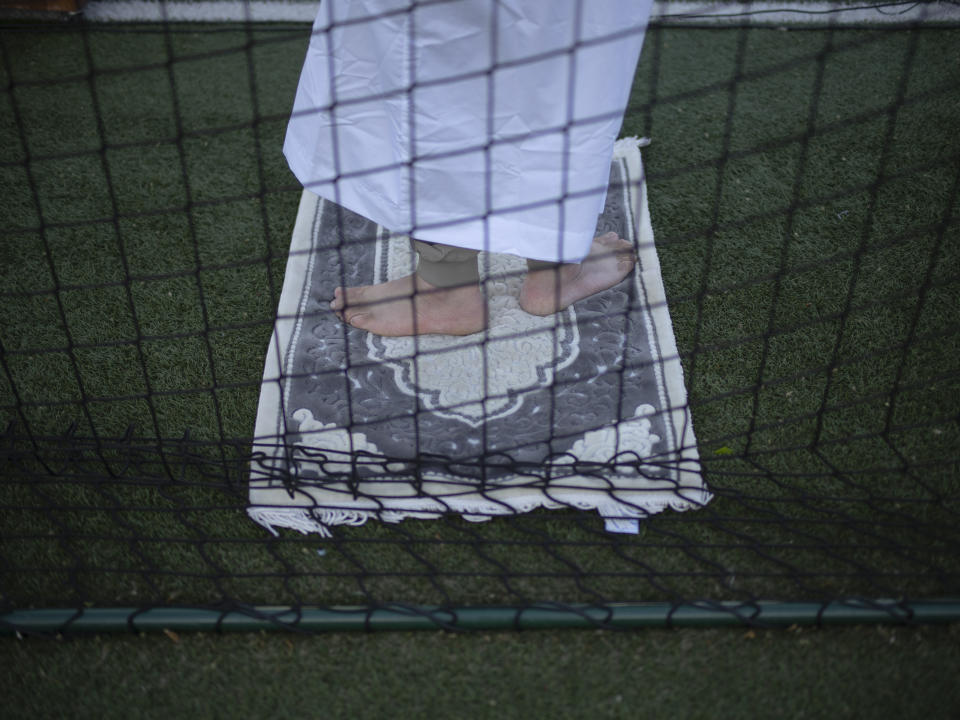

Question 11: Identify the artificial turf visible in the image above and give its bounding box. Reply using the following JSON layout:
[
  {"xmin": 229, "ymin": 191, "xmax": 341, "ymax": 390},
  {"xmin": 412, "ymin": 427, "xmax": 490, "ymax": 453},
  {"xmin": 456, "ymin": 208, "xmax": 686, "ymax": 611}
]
[
  {"xmin": 4, "ymin": 623, "xmax": 960, "ymax": 719},
  {"xmin": 0, "ymin": 22, "xmax": 958, "ymax": 617}
]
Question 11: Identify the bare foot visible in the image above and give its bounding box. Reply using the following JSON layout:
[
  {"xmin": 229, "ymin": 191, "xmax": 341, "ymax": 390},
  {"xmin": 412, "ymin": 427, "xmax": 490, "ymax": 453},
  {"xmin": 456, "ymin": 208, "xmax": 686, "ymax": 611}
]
[
  {"xmin": 330, "ymin": 274, "xmax": 486, "ymax": 336},
  {"xmin": 518, "ymin": 232, "xmax": 636, "ymax": 316}
]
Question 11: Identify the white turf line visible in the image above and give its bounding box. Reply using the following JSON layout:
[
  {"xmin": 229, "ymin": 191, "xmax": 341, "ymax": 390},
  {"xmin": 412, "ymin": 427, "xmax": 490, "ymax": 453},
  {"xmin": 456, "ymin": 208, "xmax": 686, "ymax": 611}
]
[{"xmin": 83, "ymin": 1, "xmax": 960, "ymax": 25}]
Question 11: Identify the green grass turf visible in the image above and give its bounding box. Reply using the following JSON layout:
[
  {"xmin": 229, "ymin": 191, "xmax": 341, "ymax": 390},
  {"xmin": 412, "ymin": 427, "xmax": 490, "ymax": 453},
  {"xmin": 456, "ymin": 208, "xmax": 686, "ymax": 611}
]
[
  {"xmin": 3, "ymin": 624, "xmax": 960, "ymax": 719},
  {"xmin": 0, "ymin": 23, "xmax": 958, "ymax": 616}
]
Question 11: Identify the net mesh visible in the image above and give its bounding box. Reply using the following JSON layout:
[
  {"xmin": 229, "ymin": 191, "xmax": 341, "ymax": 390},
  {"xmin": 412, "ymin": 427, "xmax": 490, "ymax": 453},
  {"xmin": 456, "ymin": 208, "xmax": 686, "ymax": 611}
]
[{"xmin": 1, "ymin": 1, "xmax": 958, "ymax": 633}]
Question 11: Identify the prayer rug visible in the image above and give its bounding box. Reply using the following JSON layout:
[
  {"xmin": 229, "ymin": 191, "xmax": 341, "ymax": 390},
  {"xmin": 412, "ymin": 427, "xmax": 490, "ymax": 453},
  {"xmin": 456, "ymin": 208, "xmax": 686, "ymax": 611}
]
[{"xmin": 249, "ymin": 139, "xmax": 711, "ymax": 536}]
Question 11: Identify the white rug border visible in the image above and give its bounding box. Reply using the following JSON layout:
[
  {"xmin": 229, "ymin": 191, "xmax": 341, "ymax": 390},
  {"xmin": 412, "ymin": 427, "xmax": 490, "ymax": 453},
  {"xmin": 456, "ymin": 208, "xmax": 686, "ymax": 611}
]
[
  {"xmin": 248, "ymin": 139, "xmax": 710, "ymax": 537},
  {"xmin": 250, "ymin": 187, "xmax": 319, "ymax": 466},
  {"xmin": 621, "ymin": 138, "xmax": 703, "ymax": 499}
]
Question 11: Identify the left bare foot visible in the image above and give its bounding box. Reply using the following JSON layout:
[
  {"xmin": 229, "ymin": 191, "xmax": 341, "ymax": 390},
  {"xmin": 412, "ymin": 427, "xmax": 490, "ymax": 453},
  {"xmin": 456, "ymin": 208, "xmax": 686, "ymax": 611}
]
[
  {"xmin": 330, "ymin": 274, "xmax": 486, "ymax": 336},
  {"xmin": 518, "ymin": 232, "xmax": 636, "ymax": 316}
]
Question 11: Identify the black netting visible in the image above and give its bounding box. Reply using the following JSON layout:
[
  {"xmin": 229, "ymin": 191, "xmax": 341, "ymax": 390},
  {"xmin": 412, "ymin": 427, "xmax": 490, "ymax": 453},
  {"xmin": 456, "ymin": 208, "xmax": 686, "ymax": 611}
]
[{"xmin": 1, "ymin": 1, "xmax": 958, "ymax": 634}]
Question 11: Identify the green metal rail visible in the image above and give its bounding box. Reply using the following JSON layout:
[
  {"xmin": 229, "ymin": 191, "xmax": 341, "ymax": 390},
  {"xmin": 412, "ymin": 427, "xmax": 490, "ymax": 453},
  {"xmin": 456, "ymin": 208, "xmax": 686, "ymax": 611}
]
[{"xmin": 3, "ymin": 600, "xmax": 959, "ymax": 635}]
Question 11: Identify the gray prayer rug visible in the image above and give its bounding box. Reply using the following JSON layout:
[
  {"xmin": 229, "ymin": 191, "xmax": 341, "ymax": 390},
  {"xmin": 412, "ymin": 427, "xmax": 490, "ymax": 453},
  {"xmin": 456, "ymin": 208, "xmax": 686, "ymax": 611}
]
[{"xmin": 249, "ymin": 139, "xmax": 710, "ymax": 537}]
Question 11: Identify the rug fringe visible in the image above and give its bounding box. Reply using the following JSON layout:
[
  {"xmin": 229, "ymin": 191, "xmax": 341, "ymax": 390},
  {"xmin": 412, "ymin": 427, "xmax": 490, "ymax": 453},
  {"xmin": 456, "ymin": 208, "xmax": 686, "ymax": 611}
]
[{"xmin": 247, "ymin": 491, "xmax": 710, "ymax": 538}]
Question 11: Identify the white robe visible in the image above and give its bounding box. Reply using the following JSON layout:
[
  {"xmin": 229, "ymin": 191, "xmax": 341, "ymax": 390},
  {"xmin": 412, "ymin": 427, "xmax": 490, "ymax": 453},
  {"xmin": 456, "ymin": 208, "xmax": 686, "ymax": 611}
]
[{"xmin": 284, "ymin": 0, "xmax": 651, "ymax": 263}]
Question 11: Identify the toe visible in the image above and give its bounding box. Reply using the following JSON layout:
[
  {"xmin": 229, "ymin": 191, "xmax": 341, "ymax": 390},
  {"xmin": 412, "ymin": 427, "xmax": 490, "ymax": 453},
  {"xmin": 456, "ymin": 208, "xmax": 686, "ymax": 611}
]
[
  {"xmin": 346, "ymin": 312, "xmax": 371, "ymax": 330},
  {"xmin": 343, "ymin": 302, "xmax": 370, "ymax": 325}
]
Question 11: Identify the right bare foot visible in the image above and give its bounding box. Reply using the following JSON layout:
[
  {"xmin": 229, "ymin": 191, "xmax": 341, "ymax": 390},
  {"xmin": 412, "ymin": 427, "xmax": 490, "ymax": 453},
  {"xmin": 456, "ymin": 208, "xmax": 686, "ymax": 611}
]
[
  {"xmin": 330, "ymin": 274, "xmax": 486, "ymax": 337},
  {"xmin": 518, "ymin": 232, "xmax": 636, "ymax": 316}
]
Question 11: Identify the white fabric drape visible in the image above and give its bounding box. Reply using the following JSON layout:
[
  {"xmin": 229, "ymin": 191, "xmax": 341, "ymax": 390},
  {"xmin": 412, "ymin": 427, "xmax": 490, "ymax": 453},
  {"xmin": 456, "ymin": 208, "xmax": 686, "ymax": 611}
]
[{"xmin": 283, "ymin": 0, "xmax": 651, "ymax": 263}]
